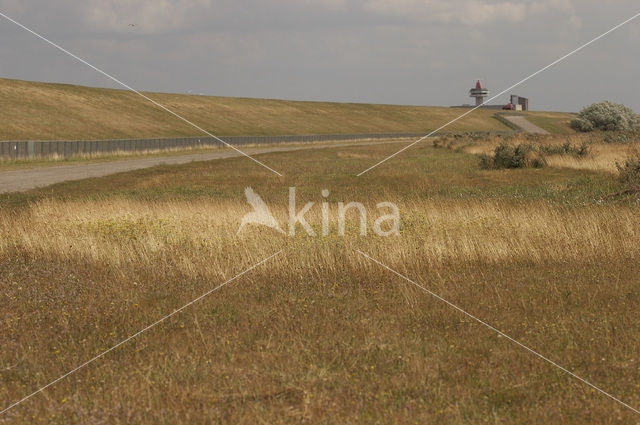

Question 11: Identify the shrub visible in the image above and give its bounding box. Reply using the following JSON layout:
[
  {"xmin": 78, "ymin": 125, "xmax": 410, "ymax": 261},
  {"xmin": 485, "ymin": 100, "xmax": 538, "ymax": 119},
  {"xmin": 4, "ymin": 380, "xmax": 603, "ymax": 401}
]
[
  {"xmin": 480, "ymin": 143, "xmax": 547, "ymax": 170},
  {"xmin": 523, "ymin": 133, "xmax": 545, "ymax": 143},
  {"xmin": 570, "ymin": 117, "xmax": 594, "ymax": 132},
  {"xmin": 603, "ymin": 132, "xmax": 638, "ymax": 144},
  {"xmin": 616, "ymin": 152, "xmax": 640, "ymax": 187},
  {"xmin": 478, "ymin": 153, "xmax": 494, "ymax": 170},
  {"xmin": 492, "ymin": 143, "xmax": 518, "ymax": 169},
  {"xmin": 433, "ymin": 133, "xmax": 479, "ymax": 151},
  {"xmin": 432, "ymin": 136, "xmax": 456, "ymax": 149},
  {"xmin": 539, "ymin": 141, "xmax": 590, "ymax": 157},
  {"xmin": 571, "ymin": 101, "xmax": 639, "ymax": 132},
  {"xmin": 576, "ymin": 142, "xmax": 591, "ymax": 157}
]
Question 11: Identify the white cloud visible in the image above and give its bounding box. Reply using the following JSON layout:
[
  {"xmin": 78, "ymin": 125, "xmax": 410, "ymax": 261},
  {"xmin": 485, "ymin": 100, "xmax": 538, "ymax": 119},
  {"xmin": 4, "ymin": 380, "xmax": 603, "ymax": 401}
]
[
  {"xmin": 300, "ymin": 0, "xmax": 349, "ymax": 11},
  {"xmin": 529, "ymin": 0, "xmax": 581, "ymax": 29},
  {"xmin": 363, "ymin": 0, "xmax": 579, "ymax": 26}
]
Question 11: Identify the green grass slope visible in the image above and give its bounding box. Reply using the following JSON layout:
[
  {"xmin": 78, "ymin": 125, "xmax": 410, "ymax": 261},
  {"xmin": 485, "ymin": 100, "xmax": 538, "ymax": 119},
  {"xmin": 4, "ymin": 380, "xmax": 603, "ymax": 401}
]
[
  {"xmin": 523, "ymin": 111, "xmax": 577, "ymax": 134},
  {"xmin": 0, "ymin": 78, "xmax": 519, "ymax": 141}
]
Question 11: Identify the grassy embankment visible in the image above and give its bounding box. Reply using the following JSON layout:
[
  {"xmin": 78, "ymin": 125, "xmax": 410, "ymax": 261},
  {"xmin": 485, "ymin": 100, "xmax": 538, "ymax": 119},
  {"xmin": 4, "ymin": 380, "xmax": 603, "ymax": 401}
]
[
  {"xmin": 1, "ymin": 135, "xmax": 640, "ymax": 424},
  {"xmin": 522, "ymin": 111, "xmax": 577, "ymax": 134},
  {"xmin": 0, "ymin": 78, "xmax": 577, "ymax": 169},
  {"xmin": 0, "ymin": 78, "xmax": 513, "ymax": 141}
]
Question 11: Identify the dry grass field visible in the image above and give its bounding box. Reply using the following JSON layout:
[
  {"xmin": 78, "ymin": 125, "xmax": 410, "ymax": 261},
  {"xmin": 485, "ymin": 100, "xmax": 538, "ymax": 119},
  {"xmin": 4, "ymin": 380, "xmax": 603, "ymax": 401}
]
[
  {"xmin": 1, "ymin": 137, "xmax": 640, "ymax": 424},
  {"xmin": 441, "ymin": 131, "xmax": 640, "ymax": 174},
  {"xmin": 0, "ymin": 78, "xmax": 517, "ymax": 141}
]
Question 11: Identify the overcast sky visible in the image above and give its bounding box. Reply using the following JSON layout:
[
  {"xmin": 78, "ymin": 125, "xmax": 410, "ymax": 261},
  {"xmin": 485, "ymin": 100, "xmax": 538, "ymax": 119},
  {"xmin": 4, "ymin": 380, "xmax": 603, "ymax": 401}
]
[{"xmin": 0, "ymin": 0, "xmax": 638, "ymax": 112}]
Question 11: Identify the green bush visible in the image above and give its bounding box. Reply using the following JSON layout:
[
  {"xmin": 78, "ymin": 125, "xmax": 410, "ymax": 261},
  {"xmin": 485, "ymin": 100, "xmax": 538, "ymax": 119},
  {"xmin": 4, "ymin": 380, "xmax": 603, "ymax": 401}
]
[
  {"xmin": 522, "ymin": 133, "xmax": 546, "ymax": 143},
  {"xmin": 571, "ymin": 101, "xmax": 639, "ymax": 132},
  {"xmin": 433, "ymin": 133, "xmax": 483, "ymax": 151},
  {"xmin": 576, "ymin": 142, "xmax": 591, "ymax": 157},
  {"xmin": 603, "ymin": 132, "xmax": 638, "ymax": 144},
  {"xmin": 480, "ymin": 143, "xmax": 547, "ymax": 170},
  {"xmin": 432, "ymin": 136, "xmax": 456, "ymax": 149},
  {"xmin": 616, "ymin": 153, "xmax": 640, "ymax": 187},
  {"xmin": 570, "ymin": 117, "xmax": 594, "ymax": 132},
  {"xmin": 539, "ymin": 141, "xmax": 590, "ymax": 157}
]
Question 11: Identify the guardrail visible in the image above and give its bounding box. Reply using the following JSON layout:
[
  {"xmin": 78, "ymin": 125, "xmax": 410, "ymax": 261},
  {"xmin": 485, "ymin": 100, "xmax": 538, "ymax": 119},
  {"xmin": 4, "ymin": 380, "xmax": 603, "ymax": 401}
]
[{"xmin": 0, "ymin": 130, "xmax": 517, "ymax": 160}]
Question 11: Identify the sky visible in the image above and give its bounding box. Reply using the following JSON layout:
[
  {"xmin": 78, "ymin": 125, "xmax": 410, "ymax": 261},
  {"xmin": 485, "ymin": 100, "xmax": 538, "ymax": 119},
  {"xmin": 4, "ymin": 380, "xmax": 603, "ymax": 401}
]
[{"xmin": 0, "ymin": 0, "xmax": 638, "ymax": 112}]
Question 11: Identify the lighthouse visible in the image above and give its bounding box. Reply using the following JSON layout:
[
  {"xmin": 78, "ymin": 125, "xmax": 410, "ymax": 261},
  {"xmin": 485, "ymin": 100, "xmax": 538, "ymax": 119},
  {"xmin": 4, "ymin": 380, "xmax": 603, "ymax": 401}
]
[{"xmin": 469, "ymin": 80, "xmax": 490, "ymax": 107}]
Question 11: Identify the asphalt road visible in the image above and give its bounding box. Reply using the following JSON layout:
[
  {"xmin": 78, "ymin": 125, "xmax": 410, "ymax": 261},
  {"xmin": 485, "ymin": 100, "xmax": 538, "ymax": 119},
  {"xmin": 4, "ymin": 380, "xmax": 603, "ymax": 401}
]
[
  {"xmin": 503, "ymin": 115, "xmax": 550, "ymax": 135},
  {"xmin": 0, "ymin": 140, "xmax": 406, "ymax": 194}
]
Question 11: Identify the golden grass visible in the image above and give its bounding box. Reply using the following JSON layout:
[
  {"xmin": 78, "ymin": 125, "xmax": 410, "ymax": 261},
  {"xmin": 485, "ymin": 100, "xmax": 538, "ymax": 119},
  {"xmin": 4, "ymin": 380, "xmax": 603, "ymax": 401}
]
[
  {"xmin": 3, "ymin": 198, "xmax": 638, "ymax": 272},
  {"xmin": 0, "ymin": 78, "xmax": 514, "ymax": 141},
  {"xmin": 3, "ymin": 198, "xmax": 640, "ymax": 423},
  {"xmin": 545, "ymin": 143, "xmax": 638, "ymax": 174},
  {"xmin": 1, "ymin": 141, "xmax": 639, "ymax": 424},
  {"xmin": 445, "ymin": 131, "xmax": 640, "ymax": 174}
]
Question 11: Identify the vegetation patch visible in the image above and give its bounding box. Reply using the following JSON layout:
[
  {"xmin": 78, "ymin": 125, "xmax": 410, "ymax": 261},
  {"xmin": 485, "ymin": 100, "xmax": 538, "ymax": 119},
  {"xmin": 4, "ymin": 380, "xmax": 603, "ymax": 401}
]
[
  {"xmin": 1, "ymin": 138, "xmax": 639, "ymax": 424},
  {"xmin": 603, "ymin": 131, "xmax": 639, "ymax": 144},
  {"xmin": 0, "ymin": 77, "xmax": 513, "ymax": 141},
  {"xmin": 83, "ymin": 216, "xmax": 176, "ymax": 242},
  {"xmin": 538, "ymin": 141, "xmax": 591, "ymax": 157},
  {"xmin": 616, "ymin": 152, "xmax": 640, "ymax": 188},
  {"xmin": 479, "ymin": 143, "xmax": 547, "ymax": 170},
  {"xmin": 571, "ymin": 101, "xmax": 639, "ymax": 132}
]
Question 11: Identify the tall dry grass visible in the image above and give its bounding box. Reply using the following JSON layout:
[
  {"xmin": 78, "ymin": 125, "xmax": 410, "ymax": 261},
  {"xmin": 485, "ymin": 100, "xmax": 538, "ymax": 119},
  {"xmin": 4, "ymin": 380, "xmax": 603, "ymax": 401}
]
[
  {"xmin": 2, "ymin": 197, "xmax": 639, "ymax": 278},
  {"xmin": 545, "ymin": 143, "xmax": 638, "ymax": 174},
  {"xmin": 2, "ymin": 141, "xmax": 640, "ymax": 424},
  {"xmin": 442, "ymin": 132, "xmax": 640, "ymax": 174}
]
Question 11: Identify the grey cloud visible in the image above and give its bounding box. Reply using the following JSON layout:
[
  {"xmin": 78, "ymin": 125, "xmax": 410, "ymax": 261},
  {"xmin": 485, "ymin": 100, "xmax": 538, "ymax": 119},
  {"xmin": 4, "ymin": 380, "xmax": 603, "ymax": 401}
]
[
  {"xmin": 80, "ymin": 0, "xmax": 215, "ymax": 34},
  {"xmin": 0, "ymin": 0, "xmax": 637, "ymax": 112}
]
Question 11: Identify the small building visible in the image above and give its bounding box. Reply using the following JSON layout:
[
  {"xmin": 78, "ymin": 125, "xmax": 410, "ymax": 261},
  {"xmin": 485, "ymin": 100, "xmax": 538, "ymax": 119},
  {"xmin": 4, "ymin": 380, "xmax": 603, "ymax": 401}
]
[
  {"xmin": 454, "ymin": 82, "xmax": 531, "ymax": 110},
  {"xmin": 510, "ymin": 95, "xmax": 529, "ymax": 111}
]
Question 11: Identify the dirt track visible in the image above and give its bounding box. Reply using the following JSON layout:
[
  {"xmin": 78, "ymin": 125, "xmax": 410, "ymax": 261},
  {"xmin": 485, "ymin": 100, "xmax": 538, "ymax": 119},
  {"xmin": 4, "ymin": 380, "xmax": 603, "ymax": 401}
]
[
  {"xmin": 0, "ymin": 140, "xmax": 406, "ymax": 194},
  {"xmin": 503, "ymin": 115, "xmax": 550, "ymax": 135}
]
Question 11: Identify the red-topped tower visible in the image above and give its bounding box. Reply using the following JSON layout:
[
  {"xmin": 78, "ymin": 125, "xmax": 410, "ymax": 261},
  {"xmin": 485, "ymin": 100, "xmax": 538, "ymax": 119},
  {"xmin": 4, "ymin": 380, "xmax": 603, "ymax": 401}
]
[{"xmin": 469, "ymin": 80, "xmax": 490, "ymax": 107}]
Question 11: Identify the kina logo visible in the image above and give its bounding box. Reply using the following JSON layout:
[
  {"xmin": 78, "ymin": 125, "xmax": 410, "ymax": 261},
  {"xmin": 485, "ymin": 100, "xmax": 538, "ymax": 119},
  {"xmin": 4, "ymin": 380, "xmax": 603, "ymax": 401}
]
[{"xmin": 237, "ymin": 187, "xmax": 400, "ymax": 237}]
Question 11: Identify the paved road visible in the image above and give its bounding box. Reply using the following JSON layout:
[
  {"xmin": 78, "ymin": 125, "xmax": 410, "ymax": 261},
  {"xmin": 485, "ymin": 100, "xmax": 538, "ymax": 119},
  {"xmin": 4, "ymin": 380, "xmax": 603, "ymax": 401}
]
[
  {"xmin": 0, "ymin": 140, "xmax": 406, "ymax": 194},
  {"xmin": 503, "ymin": 115, "xmax": 550, "ymax": 135}
]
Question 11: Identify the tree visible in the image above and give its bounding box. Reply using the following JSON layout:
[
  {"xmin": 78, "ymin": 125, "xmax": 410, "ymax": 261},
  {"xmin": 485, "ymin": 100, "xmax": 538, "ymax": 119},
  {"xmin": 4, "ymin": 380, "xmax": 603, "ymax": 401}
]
[{"xmin": 571, "ymin": 101, "xmax": 638, "ymax": 132}]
